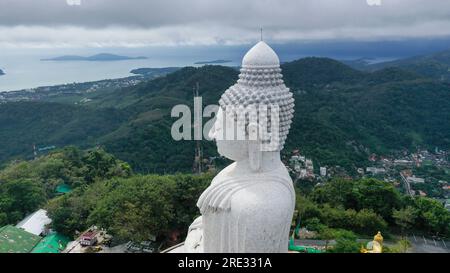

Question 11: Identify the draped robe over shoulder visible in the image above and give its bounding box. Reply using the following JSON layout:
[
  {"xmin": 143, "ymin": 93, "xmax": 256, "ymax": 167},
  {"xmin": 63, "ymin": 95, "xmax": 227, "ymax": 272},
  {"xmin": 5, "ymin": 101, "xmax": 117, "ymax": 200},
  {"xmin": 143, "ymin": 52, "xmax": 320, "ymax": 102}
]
[{"xmin": 186, "ymin": 163, "xmax": 295, "ymax": 253}]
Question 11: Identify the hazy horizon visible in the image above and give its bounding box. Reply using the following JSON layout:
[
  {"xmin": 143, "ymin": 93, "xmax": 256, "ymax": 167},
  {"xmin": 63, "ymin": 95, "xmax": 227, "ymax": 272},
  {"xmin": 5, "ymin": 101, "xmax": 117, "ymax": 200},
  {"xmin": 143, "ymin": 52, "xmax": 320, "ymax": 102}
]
[{"xmin": 2, "ymin": 0, "xmax": 450, "ymax": 91}]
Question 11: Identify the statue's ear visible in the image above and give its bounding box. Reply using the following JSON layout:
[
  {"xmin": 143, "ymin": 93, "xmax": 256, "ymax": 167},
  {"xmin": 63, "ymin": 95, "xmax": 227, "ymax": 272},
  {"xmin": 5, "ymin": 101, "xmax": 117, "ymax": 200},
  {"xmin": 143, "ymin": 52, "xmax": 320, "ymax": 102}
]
[{"xmin": 248, "ymin": 123, "xmax": 261, "ymax": 172}]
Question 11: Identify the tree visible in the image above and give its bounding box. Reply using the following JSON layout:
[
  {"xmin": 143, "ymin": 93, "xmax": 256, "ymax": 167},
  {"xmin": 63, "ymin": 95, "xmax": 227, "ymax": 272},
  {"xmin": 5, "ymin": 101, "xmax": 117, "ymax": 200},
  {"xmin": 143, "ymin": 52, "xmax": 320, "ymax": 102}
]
[
  {"xmin": 386, "ymin": 238, "xmax": 411, "ymax": 253},
  {"xmin": 81, "ymin": 148, "xmax": 132, "ymax": 183},
  {"xmin": 319, "ymin": 228, "xmax": 336, "ymax": 250},
  {"xmin": 0, "ymin": 147, "xmax": 132, "ymax": 227},
  {"xmin": 296, "ymin": 195, "xmax": 321, "ymax": 221},
  {"xmin": 413, "ymin": 197, "xmax": 450, "ymax": 236},
  {"xmin": 354, "ymin": 209, "xmax": 387, "ymax": 235},
  {"xmin": 169, "ymin": 174, "xmax": 211, "ymax": 233},
  {"xmin": 312, "ymin": 203, "xmax": 385, "ymax": 236},
  {"xmin": 393, "ymin": 206, "xmax": 417, "ymax": 237},
  {"xmin": 310, "ymin": 178, "xmax": 402, "ymax": 224},
  {"xmin": 47, "ymin": 177, "xmax": 113, "ymax": 236},
  {"xmin": 304, "ymin": 217, "xmax": 325, "ymax": 232},
  {"xmin": 310, "ymin": 178, "xmax": 355, "ymax": 207},
  {"xmin": 0, "ymin": 212, "xmax": 8, "ymax": 226},
  {"xmin": 0, "ymin": 179, "xmax": 46, "ymax": 223},
  {"xmin": 327, "ymin": 230, "xmax": 360, "ymax": 253},
  {"xmin": 46, "ymin": 172, "xmax": 213, "ymax": 242},
  {"xmin": 86, "ymin": 175, "xmax": 184, "ymax": 242},
  {"xmin": 351, "ymin": 178, "xmax": 402, "ymax": 221},
  {"xmin": 47, "ymin": 198, "xmax": 82, "ymax": 237}
]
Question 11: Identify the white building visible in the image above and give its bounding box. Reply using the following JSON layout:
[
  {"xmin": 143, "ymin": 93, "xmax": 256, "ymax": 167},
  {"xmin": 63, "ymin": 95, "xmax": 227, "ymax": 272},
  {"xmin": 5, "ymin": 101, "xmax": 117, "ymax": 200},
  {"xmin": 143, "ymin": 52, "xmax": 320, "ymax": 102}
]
[
  {"xmin": 300, "ymin": 169, "xmax": 307, "ymax": 178},
  {"xmin": 320, "ymin": 167, "xmax": 327, "ymax": 177},
  {"xmin": 366, "ymin": 167, "xmax": 386, "ymax": 174},
  {"xmin": 16, "ymin": 209, "xmax": 52, "ymax": 236},
  {"xmin": 407, "ymin": 176, "xmax": 425, "ymax": 184},
  {"xmin": 394, "ymin": 160, "xmax": 413, "ymax": 166}
]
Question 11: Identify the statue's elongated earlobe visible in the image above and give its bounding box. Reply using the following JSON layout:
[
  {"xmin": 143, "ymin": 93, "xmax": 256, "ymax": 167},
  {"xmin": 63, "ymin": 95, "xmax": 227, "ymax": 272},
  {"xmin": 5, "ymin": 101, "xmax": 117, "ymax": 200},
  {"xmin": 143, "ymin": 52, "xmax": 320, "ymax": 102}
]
[
  {"xmin": 248, "ymin": 123, "xmax": 261, "ymax": 172},
  {"xmin": 249, "ymin": 142, "xmax": 262, "ymax": 172}
]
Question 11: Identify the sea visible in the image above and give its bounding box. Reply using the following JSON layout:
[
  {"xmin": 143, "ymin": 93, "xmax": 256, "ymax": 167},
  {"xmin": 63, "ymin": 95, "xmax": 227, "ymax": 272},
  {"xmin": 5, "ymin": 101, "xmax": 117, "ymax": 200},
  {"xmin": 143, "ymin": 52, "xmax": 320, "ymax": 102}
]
[
  {"xmin": 0, "ymin": 47, "xmax": 245, "ymax": 92},
  {"xmin": 0, "ymin": 42, "xmax": 422, "ymax": 92}
]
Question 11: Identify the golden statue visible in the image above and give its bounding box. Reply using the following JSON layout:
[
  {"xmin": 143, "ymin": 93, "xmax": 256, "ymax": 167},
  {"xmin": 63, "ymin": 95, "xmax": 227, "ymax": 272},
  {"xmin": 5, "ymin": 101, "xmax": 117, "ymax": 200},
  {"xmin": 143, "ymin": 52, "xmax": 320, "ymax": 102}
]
[{"xmin": 361, "ymin": 231, "xmax": 383, "ymax": 253}]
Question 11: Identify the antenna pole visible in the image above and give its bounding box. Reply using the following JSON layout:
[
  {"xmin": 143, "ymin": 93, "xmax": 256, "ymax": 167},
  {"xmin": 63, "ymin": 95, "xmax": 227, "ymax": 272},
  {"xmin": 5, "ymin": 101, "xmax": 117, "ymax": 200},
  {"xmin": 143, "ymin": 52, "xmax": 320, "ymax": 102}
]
[{"xmin": 260, "ymin": 27, "xmax": 263, "ymax": 41}]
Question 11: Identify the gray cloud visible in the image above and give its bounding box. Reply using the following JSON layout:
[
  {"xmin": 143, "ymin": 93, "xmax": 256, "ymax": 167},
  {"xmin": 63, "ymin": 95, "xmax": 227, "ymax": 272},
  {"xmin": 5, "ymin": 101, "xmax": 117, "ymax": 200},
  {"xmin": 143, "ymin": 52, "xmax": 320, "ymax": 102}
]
[{"xmin": 1, "ymin": 0, "xmax": 450, "ymax": 47}]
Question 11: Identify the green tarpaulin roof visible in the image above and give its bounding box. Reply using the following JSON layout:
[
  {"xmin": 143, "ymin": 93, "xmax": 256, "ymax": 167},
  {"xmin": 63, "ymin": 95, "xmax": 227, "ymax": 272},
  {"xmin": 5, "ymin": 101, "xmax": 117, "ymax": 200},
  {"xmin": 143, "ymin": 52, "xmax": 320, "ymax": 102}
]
[
  {"xmin": 56, "ymin": 184, "xmax": 72, "ymax": 194},
  {"xmin": 289, "ymin": 238, "xmax": 324, "ymax": 253},
  {"xmin": 0, "ymin": 225, "xmax": 42, "ymax": 253},
  {"xmin": 31, "ymin": 233, "xmax": 70, "ymax": 253}
]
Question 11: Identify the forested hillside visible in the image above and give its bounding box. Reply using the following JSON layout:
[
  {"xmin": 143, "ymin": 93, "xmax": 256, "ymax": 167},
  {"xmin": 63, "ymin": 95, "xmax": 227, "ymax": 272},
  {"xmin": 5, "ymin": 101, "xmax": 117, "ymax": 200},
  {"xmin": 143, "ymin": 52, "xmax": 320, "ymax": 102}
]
[
  {"xmin": 0, "ymin": 102, "xmax": 128, "ymax": 163},
  {"xmin": 1, "ymin": 59, "xmax": 450, "ymax": 172}
]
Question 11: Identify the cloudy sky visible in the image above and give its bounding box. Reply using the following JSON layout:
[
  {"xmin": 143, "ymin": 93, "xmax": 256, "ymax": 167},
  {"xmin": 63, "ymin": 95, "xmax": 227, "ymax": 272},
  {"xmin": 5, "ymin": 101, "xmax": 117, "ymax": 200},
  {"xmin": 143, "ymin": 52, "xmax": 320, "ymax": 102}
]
[{"xmin": 1, "ymin": 0, "xmax": 450, "ymax": 48}]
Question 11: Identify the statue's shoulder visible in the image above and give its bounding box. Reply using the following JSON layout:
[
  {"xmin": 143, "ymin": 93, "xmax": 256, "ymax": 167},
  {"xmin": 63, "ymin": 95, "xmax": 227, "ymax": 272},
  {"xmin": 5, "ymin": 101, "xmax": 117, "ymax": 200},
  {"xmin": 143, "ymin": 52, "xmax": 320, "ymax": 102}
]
[
  {"xmin": 231, "ymin": 167, "xmax": 294, "ymax": 210},
  {"xmin": 213, "ymin": 162, "xmax": 291, "ymax": 183},
  {"xmin": 210, "ymin": 162, "xmax": 238, "ymax": 184},
  {"xmin": 199, "ymin": 163, "xmax": 294, "ymax": 214}
]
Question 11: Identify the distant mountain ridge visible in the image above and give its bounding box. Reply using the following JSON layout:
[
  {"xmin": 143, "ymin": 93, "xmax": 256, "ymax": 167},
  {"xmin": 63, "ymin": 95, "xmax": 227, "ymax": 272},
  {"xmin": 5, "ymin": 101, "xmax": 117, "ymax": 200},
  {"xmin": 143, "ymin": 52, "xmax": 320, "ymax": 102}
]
[
  {"xmin": 42, "ymin": 53, "xmax": 148, "ymax": 62},
  {"xmin": 194, "ymin": 59, "xmax": 232, "ymax": 64},
  {"xmin": 130, "ymin": 67, "xmax": 180, "ymax": 77},
  {"xmin": 0, "ymin": 68, "xmax": 4, "ymax": 75},
  {"xmin": 345, "ymin": 48, "xmax": 450, "ymax": 82}
]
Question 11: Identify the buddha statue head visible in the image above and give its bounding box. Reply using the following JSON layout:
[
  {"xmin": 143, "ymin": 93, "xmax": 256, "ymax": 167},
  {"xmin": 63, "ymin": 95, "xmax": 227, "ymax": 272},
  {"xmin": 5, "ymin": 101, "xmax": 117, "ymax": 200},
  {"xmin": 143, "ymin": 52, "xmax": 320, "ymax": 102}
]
[
  {"xmin": 209, "ymin": 41, "xmax": 295, "ymax": 172},
  {"xmin": 374, "ymin": 231, "xmax": 383, "ymax": 244}
]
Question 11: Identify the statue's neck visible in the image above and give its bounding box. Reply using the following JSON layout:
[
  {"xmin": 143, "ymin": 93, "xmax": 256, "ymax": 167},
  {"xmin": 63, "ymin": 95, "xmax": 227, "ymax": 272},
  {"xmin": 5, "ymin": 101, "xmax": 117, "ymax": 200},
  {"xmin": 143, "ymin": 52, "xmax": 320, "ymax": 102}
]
[{"xmin": 233, "ymin": 152, "xmax": 282, "ymax": 175}]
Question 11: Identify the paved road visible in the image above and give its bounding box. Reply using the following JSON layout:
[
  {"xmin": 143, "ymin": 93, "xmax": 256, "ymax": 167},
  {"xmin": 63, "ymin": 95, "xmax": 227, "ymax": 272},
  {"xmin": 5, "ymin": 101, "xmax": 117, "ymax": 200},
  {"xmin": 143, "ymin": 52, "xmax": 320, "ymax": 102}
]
[
  {"xmin": 294, "ymin": 239, "xmax": 336, "ymax": 247},
  {"xmin": 400, "ymin": 173, "xmax": 414, "ymax": 196},
  {"xmin": 408, "ymin": 235, "xmax": 450, "ymax": 253}
]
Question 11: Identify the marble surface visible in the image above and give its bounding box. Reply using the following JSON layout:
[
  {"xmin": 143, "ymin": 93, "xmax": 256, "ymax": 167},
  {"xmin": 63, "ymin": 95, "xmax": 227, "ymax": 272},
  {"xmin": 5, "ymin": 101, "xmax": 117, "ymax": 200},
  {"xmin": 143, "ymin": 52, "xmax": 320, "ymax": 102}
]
[{"xmin": 170, "ymin": 41, "xmax": 295, "ymax": 253}]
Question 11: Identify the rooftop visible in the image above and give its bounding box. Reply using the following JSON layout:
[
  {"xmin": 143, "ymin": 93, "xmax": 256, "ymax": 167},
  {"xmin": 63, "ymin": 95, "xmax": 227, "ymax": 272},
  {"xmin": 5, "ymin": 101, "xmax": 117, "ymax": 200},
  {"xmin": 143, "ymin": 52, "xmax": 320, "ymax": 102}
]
[
  {"xmin": 0, "ymin": 225, "xmax": 42, "ymax": 253},
  {"xmin": 81, "ymin": 231, "xmax": 98, "ymax": 239},
  {"xmin": 31, "ymin": 233, "xmax": 70, "ymax": 253},
  {"xmin": 16, "ymin": 209, "xmax": 52, "ymax": 236}
]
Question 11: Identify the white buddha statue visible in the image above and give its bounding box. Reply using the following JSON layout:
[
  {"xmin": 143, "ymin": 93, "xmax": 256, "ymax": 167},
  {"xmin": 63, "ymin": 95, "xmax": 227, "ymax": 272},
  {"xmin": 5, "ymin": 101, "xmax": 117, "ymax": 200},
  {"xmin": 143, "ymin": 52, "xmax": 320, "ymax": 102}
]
[{"xmin": 172, "ymin": 41, "xmax": 295, "ymax": 253}]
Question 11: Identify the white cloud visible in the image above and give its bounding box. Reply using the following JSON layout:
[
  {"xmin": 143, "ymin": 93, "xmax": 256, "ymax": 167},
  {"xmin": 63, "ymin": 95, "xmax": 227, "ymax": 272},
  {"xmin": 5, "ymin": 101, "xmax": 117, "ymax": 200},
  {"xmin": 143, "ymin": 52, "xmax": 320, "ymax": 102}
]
[
  {"xmin": 366, "ymin": 0, "xmax": 382, "ymax": 6},
  {"xmin": 0, "ymin": 0, "xmax": 450, "ymax": 48}
]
